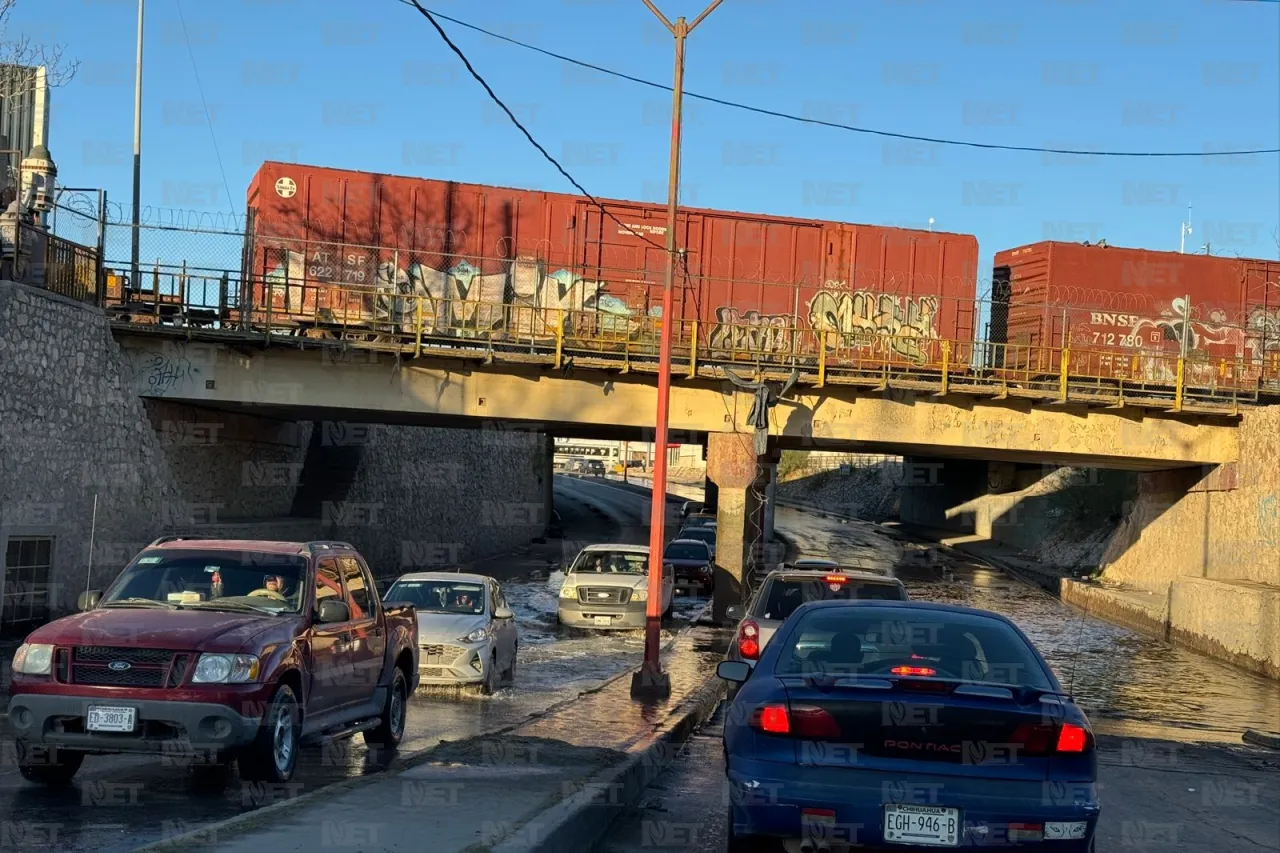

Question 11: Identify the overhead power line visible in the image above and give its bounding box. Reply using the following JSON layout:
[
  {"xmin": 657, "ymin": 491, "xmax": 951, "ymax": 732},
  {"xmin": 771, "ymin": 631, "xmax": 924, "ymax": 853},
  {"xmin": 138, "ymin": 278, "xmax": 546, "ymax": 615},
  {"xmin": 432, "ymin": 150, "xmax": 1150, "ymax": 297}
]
[
  {"xmin": 400, "ymin": 0, "xmax": 668, "ymax": 254},
  {"xmin": 417, "ymin": 5, "xmax": 1280, "ymax": 158},
  {"xmin": 174, "ymin": 0, "xmax": 236, "ymax": 216}
]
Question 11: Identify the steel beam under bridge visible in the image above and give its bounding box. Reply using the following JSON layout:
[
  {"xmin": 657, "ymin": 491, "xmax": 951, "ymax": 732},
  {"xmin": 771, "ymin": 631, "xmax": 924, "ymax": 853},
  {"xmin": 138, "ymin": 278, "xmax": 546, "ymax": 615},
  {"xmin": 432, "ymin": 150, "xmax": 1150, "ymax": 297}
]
[{"xmin": 118, "ymin": 338, "xmax": 1239, "ymax": 471}]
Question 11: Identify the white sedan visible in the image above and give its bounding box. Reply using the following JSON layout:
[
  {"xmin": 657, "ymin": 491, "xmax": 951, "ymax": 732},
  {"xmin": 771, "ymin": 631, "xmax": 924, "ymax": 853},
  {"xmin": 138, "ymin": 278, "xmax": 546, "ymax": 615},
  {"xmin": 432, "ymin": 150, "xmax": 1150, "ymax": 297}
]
[{"xmin": 382, "ymin": 572, "xmax": 518, "ymax": 693}]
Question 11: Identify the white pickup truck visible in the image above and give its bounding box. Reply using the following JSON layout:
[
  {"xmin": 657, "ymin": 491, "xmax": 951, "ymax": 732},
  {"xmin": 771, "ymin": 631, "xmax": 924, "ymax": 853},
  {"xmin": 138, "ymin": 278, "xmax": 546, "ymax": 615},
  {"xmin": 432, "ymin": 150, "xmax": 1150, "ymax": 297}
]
[{"xmin": 556, "ymin": 544, "xmax": 673, "ymax": 630}]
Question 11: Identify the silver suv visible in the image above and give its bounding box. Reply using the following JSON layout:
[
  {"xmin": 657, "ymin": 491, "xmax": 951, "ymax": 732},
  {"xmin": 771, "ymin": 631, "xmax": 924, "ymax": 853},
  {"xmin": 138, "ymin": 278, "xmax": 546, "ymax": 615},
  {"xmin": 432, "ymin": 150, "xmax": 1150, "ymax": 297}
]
[{"xmin": 725, "ymin": 567, "xmax": 909, "ymax": 675}]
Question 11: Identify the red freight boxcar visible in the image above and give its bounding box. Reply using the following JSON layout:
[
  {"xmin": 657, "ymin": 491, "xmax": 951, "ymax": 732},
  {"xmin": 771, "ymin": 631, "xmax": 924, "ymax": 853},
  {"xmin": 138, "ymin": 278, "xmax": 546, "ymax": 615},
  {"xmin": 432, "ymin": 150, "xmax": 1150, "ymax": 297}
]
[
  {"xmin": 244, "ymin": 161, "xmax": 979, "ymax": 367},
  {"xmin": 992, "ymin": 241, "xmax": 1280, "ymax": 390}
]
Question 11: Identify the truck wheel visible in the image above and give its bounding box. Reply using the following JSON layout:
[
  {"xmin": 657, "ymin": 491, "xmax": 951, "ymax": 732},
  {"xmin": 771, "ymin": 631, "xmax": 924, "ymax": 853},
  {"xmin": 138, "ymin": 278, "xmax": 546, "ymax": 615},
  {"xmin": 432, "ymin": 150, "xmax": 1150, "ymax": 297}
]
[
  {"xmin": 239, "ymin": 683, "xmax": 301, "ymax": 783},
  {"xmin": 365, "ymin": 667, "xmax": 408, "ymax": 748},
  {"xmin": 16, "ymin": 743, "xmax": 84, "ymax": 787}
]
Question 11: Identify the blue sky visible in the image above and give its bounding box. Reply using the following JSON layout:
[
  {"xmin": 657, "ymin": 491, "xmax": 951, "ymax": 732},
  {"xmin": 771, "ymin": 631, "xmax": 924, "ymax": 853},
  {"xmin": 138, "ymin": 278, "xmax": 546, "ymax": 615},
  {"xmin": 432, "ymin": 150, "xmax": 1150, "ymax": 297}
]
[{"xmin": 25, "ymin": 0, "xmax": 1280, "ymax": 290}]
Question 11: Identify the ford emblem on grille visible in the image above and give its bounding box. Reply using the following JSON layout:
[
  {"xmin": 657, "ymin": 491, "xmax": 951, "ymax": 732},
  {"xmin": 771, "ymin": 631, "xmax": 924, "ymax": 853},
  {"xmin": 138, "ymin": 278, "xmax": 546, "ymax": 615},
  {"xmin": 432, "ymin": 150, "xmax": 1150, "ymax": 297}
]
[
  {"xmin": 595, "ymin": 592, "xmax": 609, "ymax": 598},
  {"xmin": 107, "ymin": 661, "xmax": 132, "ymax": 671}
]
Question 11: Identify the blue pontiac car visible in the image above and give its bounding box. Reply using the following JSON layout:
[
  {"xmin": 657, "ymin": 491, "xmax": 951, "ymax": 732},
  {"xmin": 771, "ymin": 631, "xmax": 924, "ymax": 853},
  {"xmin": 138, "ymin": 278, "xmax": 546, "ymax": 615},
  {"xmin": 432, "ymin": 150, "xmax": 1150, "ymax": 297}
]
[{"xmin": 718, "ymin": 599, "xmax": 1099, "ymax": 852}]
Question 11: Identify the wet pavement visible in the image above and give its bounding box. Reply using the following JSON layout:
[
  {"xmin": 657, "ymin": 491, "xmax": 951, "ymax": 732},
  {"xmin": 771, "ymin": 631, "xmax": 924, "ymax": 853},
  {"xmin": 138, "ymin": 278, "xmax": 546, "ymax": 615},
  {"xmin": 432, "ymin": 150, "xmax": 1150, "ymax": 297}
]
[
  {"xmin": 596, "ymin": 506, "xmax": 1280, "ymax": 853},
  {"xmin": 0, "ymin": 476, "xmax": 707, "ymax": 853},
  {"xmin": 776, "ymin": 506, "xmax": 1280, "ymax": 744}
]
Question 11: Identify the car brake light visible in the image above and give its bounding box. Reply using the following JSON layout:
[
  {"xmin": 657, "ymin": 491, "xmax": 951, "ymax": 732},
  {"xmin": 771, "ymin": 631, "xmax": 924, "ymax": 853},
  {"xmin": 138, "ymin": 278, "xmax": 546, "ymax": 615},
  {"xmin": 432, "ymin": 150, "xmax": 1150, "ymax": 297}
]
[
  {"xmin": 822, "ymin": 575, "xmax": 847, "ymax": 583},
  {"xmin": 738, "ymin": 620, "xmax": 760, "ymax": 660},
  {"xmin": 1056, "ymin": 723, "xmax": 1088, "ymax": 753},
  {"xmin": 756, "ymin": 704, "xmax": 789, "ymax": 733},
  {"xmin": 890, "ymin": 666, "xmax": 936, "ymax": 676},
  {"xmin": 750, "ymin": 704, "xmax": 841, "ymax": 738},
  {"xmin": 1011, "ymin": 723, "xmax": 1091, "ymax": 755}
]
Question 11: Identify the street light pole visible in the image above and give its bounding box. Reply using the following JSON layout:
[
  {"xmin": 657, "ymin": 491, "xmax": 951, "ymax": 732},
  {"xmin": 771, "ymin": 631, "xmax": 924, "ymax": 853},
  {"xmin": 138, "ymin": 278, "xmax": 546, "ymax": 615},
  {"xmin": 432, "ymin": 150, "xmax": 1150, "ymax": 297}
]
[
  {"xmin": 130, "ymin": 0, "xmax": 144, "ymax": 289},
  {"xmin": 631, "ymin": 0, "xmax": 722, "ymax": 701}
]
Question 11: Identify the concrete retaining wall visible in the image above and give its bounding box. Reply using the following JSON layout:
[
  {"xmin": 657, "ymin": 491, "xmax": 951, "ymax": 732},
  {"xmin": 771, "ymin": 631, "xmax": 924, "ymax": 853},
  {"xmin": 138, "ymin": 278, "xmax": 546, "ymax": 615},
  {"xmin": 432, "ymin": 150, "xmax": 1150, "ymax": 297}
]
[{"xmin": 0, "ymin": 280, "xmax": 551, "ymax": 629}]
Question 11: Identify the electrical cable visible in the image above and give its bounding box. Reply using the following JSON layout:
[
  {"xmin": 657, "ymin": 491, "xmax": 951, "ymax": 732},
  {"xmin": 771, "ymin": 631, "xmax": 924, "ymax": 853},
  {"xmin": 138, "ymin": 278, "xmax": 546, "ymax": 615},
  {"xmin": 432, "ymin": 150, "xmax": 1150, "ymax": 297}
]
[
  {"xmin": 173, "ymin": 0, "xmax": 237, "ymax": 217},
  {"xmin": 410, "ymin": 4, "xmax": 1280, "ymax": 158},
  {"xmin": 400, "ymin": 0, "xmax": 669, "ymax": 255}
]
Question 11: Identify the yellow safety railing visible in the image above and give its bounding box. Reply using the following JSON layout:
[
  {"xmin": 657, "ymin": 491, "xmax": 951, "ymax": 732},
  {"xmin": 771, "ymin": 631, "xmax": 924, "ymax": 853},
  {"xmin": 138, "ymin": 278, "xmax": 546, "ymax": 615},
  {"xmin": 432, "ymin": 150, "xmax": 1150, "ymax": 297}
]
[{"xmin": 124, "ymin": 279, "xmax": 1268, "ymax": 415}]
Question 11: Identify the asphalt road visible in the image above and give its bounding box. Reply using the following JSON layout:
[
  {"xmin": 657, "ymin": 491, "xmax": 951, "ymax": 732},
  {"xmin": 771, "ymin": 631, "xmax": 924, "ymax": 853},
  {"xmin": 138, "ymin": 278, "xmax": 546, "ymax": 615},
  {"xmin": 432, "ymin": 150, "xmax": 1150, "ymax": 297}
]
[
  {"xmin": 0, "ymin": 475, "xmax": 704, "ymax": 853},
  {"xmin": 595, "ymin": 505, "xmax": 1280, "ymax": 853}
]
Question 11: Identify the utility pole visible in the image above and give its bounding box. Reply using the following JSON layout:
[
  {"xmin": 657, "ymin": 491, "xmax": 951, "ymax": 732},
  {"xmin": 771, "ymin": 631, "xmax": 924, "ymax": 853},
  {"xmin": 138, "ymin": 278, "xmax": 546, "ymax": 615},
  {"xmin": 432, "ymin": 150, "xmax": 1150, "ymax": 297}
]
[
  {"xmin": 131, "ymin": 0, "xmax": 144, "ymax": 290},
  {"xmin": 631, "ymin": 0, "xmax": 722, "ymax": 701}
]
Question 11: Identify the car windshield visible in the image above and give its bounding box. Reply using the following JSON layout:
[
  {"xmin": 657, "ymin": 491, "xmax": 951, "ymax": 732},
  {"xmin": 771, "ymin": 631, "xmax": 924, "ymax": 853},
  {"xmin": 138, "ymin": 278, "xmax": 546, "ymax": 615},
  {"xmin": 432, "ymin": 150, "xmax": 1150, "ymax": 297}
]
[
  {"xmin": 664, "ymin": 542, "xmax": 709, "ymax": 561},
  {"xmin": 384, "ymin": 580, "xmax": 486, "ymax": 614},
  {"xmin": 753, "ymin": 577, "xmax": 905, "ymax": 620},
  {"xmin": 773, "ymin": 607, "xmax": 1054, "ymax": 690},
  {"xmin": 102, "ymin": 550, "xmax": 307, "ymax": 614},
  {"xmin": 569, "ymin": 551, "xmax": 648, "ymax": 575},
  {"xmin": 684, "ymin": 516, "xmax": 714, "ymax": 528}
]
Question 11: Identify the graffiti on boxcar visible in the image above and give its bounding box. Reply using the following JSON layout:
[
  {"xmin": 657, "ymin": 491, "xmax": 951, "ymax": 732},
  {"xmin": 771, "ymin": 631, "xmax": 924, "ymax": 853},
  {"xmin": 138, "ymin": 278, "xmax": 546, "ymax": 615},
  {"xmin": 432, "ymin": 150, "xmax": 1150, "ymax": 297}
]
[
  {"xmin": 706, "ymin": 307, "xmax": 794, "ymax": 354},
  {"xmin": 807, "ymin": 288, "xmax": 940, "ymax": 364},
  {"xmin": 1246, "ymin": 306, "xmax": 1280, "ymax": 356},
  {"xmin": 370, "ymin": 256, "xmax": 624, "ymax": 339},
  {"xmin": 1130, "ymin": 297, "xmax": 1276, "ymax": 364}
]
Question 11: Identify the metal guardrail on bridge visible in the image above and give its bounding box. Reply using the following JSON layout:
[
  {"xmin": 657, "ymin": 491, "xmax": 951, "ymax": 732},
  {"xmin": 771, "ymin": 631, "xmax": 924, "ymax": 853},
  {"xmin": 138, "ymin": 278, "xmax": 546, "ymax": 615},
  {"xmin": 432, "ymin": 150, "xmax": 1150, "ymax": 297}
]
[
  {"xmin": 18, "ymin": 225, "xmax": 1273, "ymax": 418},
  {"xmin": 108, "ymin": 278, "xmax": 1264, "ymax": 416}
]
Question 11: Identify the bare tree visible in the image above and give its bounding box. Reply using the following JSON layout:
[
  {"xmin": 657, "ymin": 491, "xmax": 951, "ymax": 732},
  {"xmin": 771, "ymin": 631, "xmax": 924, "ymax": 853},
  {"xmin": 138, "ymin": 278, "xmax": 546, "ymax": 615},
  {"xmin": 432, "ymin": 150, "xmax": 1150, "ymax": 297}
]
[{"xmin": 0, "ymin": 0, "xmax": 79, "ymax": 99}]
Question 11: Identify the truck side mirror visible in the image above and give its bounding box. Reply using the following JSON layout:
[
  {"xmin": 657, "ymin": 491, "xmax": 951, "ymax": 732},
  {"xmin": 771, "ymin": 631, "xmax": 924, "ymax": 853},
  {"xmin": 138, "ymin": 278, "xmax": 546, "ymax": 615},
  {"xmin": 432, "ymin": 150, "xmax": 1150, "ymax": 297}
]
[
  {"xmin": 78, "ymin": 590, "xmax": 102, "ymax": 611},
  {"xmin": 316, "ymin": 598, "xmax": 351, "ymax": 624}
]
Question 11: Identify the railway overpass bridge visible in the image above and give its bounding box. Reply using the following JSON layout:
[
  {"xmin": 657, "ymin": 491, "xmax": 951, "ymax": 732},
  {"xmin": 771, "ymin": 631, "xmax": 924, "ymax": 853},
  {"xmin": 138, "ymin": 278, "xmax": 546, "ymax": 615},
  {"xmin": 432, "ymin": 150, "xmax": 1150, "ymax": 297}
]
[{"xmin": 114, "ymin": 322, "xmax": 1250, "ymax": 622}]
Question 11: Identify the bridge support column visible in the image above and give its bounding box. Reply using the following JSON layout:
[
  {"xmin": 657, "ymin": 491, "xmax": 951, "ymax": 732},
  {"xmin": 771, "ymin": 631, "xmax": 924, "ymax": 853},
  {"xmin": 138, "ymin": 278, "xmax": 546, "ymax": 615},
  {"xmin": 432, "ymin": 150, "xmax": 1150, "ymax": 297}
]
[{"xmin": 708, "ymin": 433, "xmax": 769, "ymax": 625}]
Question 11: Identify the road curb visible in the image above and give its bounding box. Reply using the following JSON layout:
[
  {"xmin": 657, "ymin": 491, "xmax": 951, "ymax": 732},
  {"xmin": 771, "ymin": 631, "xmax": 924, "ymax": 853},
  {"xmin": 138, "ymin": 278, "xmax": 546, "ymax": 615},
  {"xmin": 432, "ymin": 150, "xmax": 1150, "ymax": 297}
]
[
  {"xmin": 1243, "ymin": 729, "xmax": 1280, "ymax": 750},
  {"xmin": 125, "ymin": 608, "xmax": 716, "ymax": 853},
  {"xmin": 492, "ymin": 665, "xmax": 726, "ymax": 853}
]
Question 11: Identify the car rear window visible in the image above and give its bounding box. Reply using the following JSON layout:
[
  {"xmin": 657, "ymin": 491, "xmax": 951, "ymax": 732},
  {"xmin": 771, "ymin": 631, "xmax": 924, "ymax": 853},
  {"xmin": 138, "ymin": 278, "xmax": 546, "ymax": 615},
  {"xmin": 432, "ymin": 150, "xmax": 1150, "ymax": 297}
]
[
  {"xmin": 664, "ymin": 542, "xmax": 709, "ymax": 561},
  {"xmin": 752, "ymin": 577, "xmax": 906, "ymax": 620},
  {"xmin": 772, "ymin": 607, "xmax": 1054, "ymax": 690}
]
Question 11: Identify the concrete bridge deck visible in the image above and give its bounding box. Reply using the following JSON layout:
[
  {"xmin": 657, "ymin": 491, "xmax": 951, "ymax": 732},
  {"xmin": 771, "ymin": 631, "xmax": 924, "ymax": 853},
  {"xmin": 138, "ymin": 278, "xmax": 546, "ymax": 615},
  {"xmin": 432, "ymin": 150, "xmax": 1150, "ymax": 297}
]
[{"xmin": 117, "ymin": 329, "xmax": 1239, "ymax": 471}]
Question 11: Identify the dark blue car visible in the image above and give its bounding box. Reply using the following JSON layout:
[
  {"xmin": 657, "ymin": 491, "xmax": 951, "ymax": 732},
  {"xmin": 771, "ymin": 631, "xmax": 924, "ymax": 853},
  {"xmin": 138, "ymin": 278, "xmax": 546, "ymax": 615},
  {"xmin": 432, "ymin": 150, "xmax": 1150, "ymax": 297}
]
[{"xmin": 718, "ymin": 599, "xmax": 1099, "ymax": 852}]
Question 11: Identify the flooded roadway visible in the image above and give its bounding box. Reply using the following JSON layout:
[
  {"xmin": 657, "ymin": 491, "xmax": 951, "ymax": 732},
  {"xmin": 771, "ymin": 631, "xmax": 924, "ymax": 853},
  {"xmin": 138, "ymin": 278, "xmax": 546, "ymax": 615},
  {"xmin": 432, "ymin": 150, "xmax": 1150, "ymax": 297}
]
[
  {"xmin": 775, "ymin": 506, "xmax": 1280, "ymax": 744},
  {"xmin": 0, "ymin": 476, "xmax": 704, "ymax": 853}
]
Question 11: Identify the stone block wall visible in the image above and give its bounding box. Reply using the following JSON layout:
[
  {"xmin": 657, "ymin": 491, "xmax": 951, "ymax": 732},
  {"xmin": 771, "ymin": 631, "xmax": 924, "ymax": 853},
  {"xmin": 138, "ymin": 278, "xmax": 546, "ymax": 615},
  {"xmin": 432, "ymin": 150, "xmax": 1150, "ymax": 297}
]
[
  {"xmin": 319, "ymin": 423, "xmax": 552, "ymax": 579},
  {"xmin": 0, "ymin": 281, "xmax": 180, "ymax": 617},
  {"xmin": 0, "ymin": 280, "xmax": 555, "ymax": 629}
]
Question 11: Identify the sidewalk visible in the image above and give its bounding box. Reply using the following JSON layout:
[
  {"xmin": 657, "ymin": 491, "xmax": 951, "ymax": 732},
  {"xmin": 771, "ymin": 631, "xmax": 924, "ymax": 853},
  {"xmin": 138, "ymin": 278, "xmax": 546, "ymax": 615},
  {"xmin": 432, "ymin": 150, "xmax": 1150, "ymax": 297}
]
[{"xmin": 134, "ymin": 622, "xmax": 732, "ymax": 853}]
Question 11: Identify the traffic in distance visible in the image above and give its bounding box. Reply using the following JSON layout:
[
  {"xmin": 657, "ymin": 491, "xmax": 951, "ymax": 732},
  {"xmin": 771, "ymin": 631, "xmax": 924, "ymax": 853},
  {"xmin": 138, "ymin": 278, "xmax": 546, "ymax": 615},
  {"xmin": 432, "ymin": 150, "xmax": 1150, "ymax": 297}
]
[{"xmin": 7, "ymin": 493, "xmax": 1099, "ymax": 851}]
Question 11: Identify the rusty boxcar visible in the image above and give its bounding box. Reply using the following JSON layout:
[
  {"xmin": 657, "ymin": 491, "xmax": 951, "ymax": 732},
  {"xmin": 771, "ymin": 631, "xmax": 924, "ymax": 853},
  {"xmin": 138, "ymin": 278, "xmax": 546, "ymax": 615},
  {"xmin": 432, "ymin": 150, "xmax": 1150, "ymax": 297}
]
[
  {"xmin": 245, "ymin": 161, "xmax": 980, "ymax": 366},
  {"xmin": 991, "ymin": 241, "xmax": 1280, "ymax": 390}
]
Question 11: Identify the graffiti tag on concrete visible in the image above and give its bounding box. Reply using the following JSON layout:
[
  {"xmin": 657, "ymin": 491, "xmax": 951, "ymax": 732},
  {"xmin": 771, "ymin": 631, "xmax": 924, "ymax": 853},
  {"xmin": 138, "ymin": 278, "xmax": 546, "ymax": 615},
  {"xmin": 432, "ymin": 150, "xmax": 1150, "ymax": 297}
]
[
  {"xmin": 126, "ymin": 348, "xmax": 196, "ymax": 397},
  {"xmin": 1258, "ymin": 494, "xmax": 1279, "ymax": 548}
]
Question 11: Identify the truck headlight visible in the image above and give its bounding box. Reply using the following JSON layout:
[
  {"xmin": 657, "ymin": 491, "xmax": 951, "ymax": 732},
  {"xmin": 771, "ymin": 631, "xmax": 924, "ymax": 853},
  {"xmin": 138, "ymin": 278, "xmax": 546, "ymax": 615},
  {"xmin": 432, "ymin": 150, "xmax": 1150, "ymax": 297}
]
[
  {"xmin": 559, "ymin": 583, "xmax": 578, "ymax": 599},
  {"xmin": 632, "ymin": 587, "xmax": 648, "ymax": 602},
  {"xmin": 191, "ymin": 653, "xmax": 260, "ymax": 684},
  {"xmin": 13, "ymin": 643, "xmax": 54, "ymax": 676}
]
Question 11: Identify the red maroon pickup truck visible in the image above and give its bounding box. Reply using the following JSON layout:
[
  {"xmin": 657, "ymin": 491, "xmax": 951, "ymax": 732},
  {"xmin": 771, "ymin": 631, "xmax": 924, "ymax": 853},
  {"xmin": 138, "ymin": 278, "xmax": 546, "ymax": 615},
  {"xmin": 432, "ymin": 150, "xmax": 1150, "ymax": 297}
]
[{"xmin": 7, "ymin": 537, "xmax": 419, "ymax": 786}]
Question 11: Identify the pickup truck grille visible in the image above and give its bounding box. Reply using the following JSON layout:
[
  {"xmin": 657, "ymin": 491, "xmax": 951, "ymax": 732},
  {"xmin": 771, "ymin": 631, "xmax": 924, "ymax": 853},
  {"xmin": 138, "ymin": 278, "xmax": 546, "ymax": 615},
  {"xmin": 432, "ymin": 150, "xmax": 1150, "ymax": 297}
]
[
  {"xmin": 420, "ymin": 644, "xmax": 466, "ymax": 664},
  {"xmin": 578, "ymin": 587, "xmax": 630, "ymax": 605},
  {"xmin": 68, "ymin": 646, "xmax": 185, "ymax": 688}
]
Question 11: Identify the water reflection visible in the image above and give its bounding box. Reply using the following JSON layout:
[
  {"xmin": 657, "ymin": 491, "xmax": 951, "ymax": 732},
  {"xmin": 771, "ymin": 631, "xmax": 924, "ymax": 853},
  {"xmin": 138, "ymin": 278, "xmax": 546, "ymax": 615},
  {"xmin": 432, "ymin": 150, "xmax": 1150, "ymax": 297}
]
[{"xmin": 776, "ymin": 508, "xmax": 1280, "ymax": 742}]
